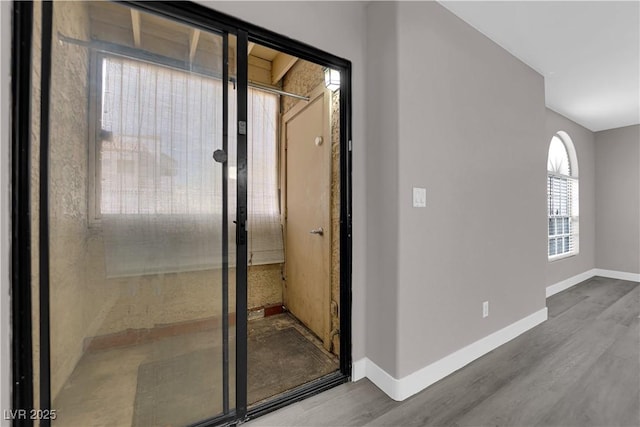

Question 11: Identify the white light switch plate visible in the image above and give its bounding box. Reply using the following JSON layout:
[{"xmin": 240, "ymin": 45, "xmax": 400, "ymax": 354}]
[{"xmin": 413, "ymin": 187, "xmax": 426, "ymax": 207}]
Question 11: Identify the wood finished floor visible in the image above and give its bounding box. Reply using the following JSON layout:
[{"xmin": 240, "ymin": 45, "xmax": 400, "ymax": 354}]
[{"xmin": 248, "ymin": 276, "xmax": 639, "ymax": 427}]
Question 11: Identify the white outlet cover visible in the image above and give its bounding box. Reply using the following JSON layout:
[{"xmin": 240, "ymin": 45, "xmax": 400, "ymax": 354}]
[{"xmin": 413, "ymin": 187, "xmax": 426, "ymax": 207}]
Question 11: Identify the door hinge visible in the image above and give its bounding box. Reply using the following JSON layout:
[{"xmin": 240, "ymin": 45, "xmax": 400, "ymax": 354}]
[{"xmin": 348, "ymin": 139, "xmax": 352, "ymax": 151}]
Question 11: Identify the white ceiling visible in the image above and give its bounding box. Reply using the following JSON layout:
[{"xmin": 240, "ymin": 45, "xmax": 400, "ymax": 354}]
[{"xmin": 439, "ymin": 1, "xmax": 640, "ymax": 132}]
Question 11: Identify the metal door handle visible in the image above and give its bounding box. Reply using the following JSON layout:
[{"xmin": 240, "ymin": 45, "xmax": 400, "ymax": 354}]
[{"xmin": 309, "ymin": 227, "xmax": 324, "ymax": 236}]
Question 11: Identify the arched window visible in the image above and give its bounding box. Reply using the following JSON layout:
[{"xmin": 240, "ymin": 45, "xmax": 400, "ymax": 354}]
[{"xmin": 547, "ymin": 132, "xmax": 579, "ymax": 259}]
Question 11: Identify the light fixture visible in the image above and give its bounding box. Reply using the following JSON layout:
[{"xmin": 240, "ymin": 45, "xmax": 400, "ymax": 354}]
[{"xmin": 324, "ymin": 68, "xmax": 340, "ymax": 91}]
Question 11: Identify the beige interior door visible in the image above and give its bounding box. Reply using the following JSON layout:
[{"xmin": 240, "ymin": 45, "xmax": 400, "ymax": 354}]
[{"xmin": 283, "ymin": 86, "xmax": 331, "ymax": 348}]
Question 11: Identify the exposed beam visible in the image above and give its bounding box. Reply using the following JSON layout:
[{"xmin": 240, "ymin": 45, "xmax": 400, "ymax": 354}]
[
  {"xmin": 247, "ymin": 42, "xmax": 255, "ymax": 56},
  {"xmin": 130, "ymin": 9, "xmax": 141, "ymax": 47},
  {"xmin": 189, "ymin": 28, "xmax": 201, "ymax": 62},
  {"xmin": 271, "ymin": 53, "xmax": 298, "ymax": 85}
]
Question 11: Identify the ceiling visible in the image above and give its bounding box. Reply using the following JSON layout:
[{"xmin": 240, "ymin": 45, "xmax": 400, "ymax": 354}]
[{"xmin": 439, "ymin": 1, "xmax": 640, "ymax": 132}]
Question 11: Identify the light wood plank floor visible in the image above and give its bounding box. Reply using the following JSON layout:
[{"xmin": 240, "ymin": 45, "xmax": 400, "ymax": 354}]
[{"xmin": 248, "ymin": 276, "xmax": 639, "ymax": 427}]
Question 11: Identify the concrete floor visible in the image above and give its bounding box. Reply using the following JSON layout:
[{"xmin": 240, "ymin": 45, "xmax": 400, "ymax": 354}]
[{"xmin": 51, "ymin": 313, "xmax": 338, "ymax": 427}]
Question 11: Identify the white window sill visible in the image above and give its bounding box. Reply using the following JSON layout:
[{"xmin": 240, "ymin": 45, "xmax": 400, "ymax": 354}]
[{"xmin": 548, "ymin": 251, "xmax": 578, "ymax": 262}]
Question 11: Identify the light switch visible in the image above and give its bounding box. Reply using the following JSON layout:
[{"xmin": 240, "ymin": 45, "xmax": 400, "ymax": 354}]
[{"xmin": 413, "ymin": 187, "xmax": 426, "ymax": 207}]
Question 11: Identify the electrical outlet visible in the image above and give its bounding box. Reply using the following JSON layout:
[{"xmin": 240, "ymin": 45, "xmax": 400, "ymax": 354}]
[{"xmin": 483, "ymin": 301, "xmax": 489, "ymax": 318}]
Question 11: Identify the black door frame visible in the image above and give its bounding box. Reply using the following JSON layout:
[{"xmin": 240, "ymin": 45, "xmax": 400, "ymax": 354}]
[
  {"xmin": 11, "ymin": 1, "xmax": 353, "ymax": 426},
  {"xmin": 11, "ymin": 1, "xmax": 35, "ymax": 422}
]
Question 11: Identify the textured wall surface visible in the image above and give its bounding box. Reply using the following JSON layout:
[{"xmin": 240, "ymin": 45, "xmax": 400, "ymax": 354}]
[
  {"xmin": 282, "ymin": 61, "xmax": 324, "ymax": 114},
  {"xmin": 95, "ymin": 265, "xmax": 282, "ymax": 336},
  {"xmin": 595, "ymin": 125, "xmax": 640, "ymax": 274},
  {"xmin": 38, "ymin": 1, "xmax": 284, "ymax": 402},
  {"xmin": 45, "ymin": 1, "xmax": 120, "ymax": 401}
]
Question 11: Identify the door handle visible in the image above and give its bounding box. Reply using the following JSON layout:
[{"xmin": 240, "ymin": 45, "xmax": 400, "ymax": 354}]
[{"xmin": 309, "ymin": 227, "xmax": 324, "ymax": 236}]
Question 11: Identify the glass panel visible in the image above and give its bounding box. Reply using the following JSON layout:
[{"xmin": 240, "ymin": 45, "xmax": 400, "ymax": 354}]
[
  {"xmin": 547, "ymin": 135, "xmax": 571, "ymax": 175},
  {"xmin": 548, "ymin": 218, "xmax": 555, "ymax": 236},
  {"xmin": 549, "ymin": 238, "xmax": 556, "ymax": 256},
  {"xmin": 564, "ymin": 217, "xmax": 570, "ymax": 234},
  {"xmin": 246, "ymin": 54, "xmax": 339, "ymax": 407},
  {"xmin": 46, "ymin": 1, "xmax": 233, "ymax": 425},
  {"xmin": 564, "ymin": 237, "xmax": 570, "ymax": 252}
]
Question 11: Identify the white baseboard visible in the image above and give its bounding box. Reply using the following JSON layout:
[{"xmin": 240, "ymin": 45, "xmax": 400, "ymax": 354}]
[
  {"xmin": 594, "ymin": 268, "xmax": 640, "ymax": 282},
  {"xmin": 546, "ymin": 268, "xmax": 640, "ymax": 298},
  {"xmin": 355, "ymin": 307, "xmax": 548, "ymax": 401},
  {"xmin": 353, "ymin": 269, "xmax": 638, "ymax": 400},
  {"xmin": 351, "ymin": 358, "xmax": 367, "ymax": 381},
  {"xmin": 546, "ymin": 268, "xmax": 597, "ymax": 297}
]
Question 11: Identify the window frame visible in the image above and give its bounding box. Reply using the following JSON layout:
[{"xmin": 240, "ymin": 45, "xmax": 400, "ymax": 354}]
[
  {"xmin": 88, "ymin": 51, "xmax": 103, "ymax": 226},
  {"xmin": 87, "ymin": 51, "xmax": 282, "ymax": 226},
  {"xmin": 547, "ymin": 131, "xmax": 579, "ymax": 261}
]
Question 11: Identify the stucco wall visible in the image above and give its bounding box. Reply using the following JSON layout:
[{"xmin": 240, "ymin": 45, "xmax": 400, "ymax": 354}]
[
  {"xmin": 44, "ymin": 1, "xmax": 120, "ymax": 401},
  {"xmin": 34, "ymin": 1, "xmax": 285, "ymax": 402},
  {"xmin": 93, "ymin": 265, "xmax": 281, "ymax": 337}
]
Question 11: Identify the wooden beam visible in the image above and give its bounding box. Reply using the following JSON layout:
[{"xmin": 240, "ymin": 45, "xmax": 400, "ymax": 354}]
[
  {"xmin": 271, "ymin": 53, "xmax": 298, "ymax": 85},
  {"xmin": 248, "ymin": 42, "xmax": 255, "ymax": 56},
  {"xmin": 130, "ymin": 9, "xmax": 141, "ymax": 47},
  {"xmin": 189, "ymin": 28, "xmax": 200, "ymax": 62}
]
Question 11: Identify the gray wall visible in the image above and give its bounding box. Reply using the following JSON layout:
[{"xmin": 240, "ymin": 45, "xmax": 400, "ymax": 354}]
[
  {"xmin": 545, "ymin": 109, "xmax": 596, "ymax": 286},
  {"xmin": 364, "ymin": 2, "xmax": 400, "ymax": 375},
  {"xmin": 394, "ymin": 2, "xmax": 547, "ymax": 377},
  {"xmin": 595, "ymin": 125, "xmax": 640, "ymax": 274}
]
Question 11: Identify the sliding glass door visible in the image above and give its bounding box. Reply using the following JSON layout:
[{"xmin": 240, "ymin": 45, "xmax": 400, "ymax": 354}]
[
  {"xmin": 33, "ymin": 1, "xmax": 247, "ymax": 425},
  {"xmin": 15, "ymin": 1, "xmax": 353, "ymax": 425}
]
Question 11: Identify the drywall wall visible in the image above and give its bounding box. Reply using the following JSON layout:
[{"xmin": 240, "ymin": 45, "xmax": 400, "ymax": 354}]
[
  {"xmin": 363, "ymin": 2, "xmax": 400, "ymax": 378},
  {"xmin": 595, "ymin": 125, "xmax": 640, "ymax": 274},
  {"xmin": 395, "ymin": 2, "xmax": 547, "ymax": 378},
  {"xmin": 0, "ymin": 1, "xmax": 11, "ymax": 424},
  {"xmin": 204, "ymin": 1, "xmax": 368, "ymax": 362},
  {"xmin": 545, "ymin": 109, "xmax": 596, "ymax": 286}
]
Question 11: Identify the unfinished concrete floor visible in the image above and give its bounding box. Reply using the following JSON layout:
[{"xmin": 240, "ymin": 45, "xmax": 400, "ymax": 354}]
[{"xmin": 51, "ymin": 313, "xmax": 338, "ymax": 427}]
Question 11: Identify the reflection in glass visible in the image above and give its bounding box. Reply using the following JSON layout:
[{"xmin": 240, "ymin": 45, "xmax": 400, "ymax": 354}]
[{"xmin": 45, "ymin": 1, "xmax": 234, "ymax": 425}]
